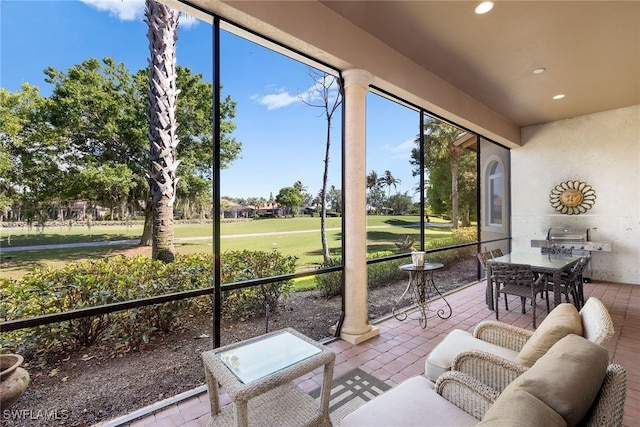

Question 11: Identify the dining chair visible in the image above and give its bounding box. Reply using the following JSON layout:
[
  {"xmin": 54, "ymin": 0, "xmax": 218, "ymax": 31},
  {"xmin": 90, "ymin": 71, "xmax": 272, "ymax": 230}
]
[
  {"xmin": 546, "ymin": 256, "xmax": 589, "ymax": 309},
  {"xmin": 489, "ymin": 248, "xmax": 504, "ymax": 258},
  {"xmin": 488, "ymin": 261, "xmax": 549, "ymax": 329},
  {"xmin": 477, "ymin": 251, "xmax": 494, "ymax": 269},
  {"xmin": 477, "ymin": 250, "xmax": 497, "ymax": 307}
]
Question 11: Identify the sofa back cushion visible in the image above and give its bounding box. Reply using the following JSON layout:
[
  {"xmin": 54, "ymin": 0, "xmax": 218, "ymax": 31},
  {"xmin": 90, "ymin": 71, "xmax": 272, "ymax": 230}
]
[
  {"xmin": 481, "ymin": 334, "xmax": 608, "ymax": 427},
  {"xmin": 515, "ymin": 303, "xmax": 582, "ymax": 367}
]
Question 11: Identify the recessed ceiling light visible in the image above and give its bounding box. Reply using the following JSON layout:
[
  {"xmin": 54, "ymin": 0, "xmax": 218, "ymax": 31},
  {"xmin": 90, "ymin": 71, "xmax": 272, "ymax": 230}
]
[
  {"xmin": 475, "ymin": 2, "xmax": 494, "ymax": 14},
  {"xmin": 533, "ymin": 68, "xmax": 546, "ymax": 75},
  {"xmin": 553, "ymin": 94, "xmax": 565, "ymax": 100}
]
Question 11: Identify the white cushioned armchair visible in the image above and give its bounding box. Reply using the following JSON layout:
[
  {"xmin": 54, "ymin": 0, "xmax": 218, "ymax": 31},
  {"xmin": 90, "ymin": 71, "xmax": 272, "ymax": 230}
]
[
  {"xmin": 341, "ymin": 334, "xmax": 627, "ymax": 427},
  {"xmin": 425, "ymin": 297, "xmax": 614, "ymax": 381}
]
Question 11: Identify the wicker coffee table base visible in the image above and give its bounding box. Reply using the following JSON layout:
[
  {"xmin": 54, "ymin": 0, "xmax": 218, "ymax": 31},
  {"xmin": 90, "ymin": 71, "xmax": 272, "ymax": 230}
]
[
  {"xmin": 203, "ymin": 328, "xmax": 335, "ymax": 427},
  {"xmin": 208, "ymin": 383, "xmax": 331, "ymax": 427}
]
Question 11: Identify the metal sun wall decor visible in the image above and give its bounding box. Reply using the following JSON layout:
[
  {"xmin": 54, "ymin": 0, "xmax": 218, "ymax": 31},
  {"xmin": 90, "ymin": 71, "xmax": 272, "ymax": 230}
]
[{"xmin": 549, "ymin": 180, "xmax": 596, "ymax": 215}]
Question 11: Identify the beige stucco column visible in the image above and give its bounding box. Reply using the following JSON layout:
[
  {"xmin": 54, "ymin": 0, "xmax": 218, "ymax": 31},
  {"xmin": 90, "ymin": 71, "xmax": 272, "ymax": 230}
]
[{"xmin": 339, "ymin": 69, "xmax": 379, "ymax": 344}]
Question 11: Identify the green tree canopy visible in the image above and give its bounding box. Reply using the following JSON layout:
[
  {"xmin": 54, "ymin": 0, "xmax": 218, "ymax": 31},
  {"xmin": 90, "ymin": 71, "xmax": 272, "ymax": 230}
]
[
  {"xmin": 276, "ymin": 186, "xmax": 304, "ymax": 217},
  {"xmin": 411, "ymin": 117, "xmax": 475, "ymax": 227},
  {"xmin": 66, "ymin": 164, "xmax": 137, "ymax": 221},
  {"xmin": 388, "ymin": 192, "xmax": 413, "ymax": 215},
  {"xmin": 0, "ymin": 84, "xmax": 65, "ymax": 225},
  {"xmin": 366, "ymin": 170, "xmax": 385, "ymax": 214},
  {"xmin": 1, "ymin": 57, "xmax": 241, "ymax": 227}
]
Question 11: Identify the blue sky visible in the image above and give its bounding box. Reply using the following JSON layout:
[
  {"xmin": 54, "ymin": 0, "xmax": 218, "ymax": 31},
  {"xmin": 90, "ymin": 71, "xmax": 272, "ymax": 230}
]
[{"xmin": 1, "ymin": 0, "xmax": 420, "ymax": 201}]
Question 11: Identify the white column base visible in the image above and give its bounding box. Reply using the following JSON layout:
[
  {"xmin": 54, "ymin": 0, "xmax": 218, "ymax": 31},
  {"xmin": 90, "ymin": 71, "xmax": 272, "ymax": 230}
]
[{"xmin": 337, "ymin": 325, "xmax": 380, "ymax": 345}]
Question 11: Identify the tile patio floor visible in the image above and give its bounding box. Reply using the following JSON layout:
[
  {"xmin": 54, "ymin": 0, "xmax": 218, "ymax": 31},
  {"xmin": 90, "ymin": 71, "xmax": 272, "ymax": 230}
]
[{"xmin": 100, "ymin": 279, "xmax": 640, "ymax": 427}]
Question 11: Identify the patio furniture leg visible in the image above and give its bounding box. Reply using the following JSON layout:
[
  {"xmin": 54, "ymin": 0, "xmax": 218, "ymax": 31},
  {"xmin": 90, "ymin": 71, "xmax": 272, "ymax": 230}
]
[
  {"xmin": 205, "ymin": 368, "xmax": 220, "ymax": 416},
  {"xmin": 532, "ymin": 292, "xmax": 537, "ymax": 329},
  {"xmin": 495, "ymin": 286, "xmax": 500, "ymax": 321},
  {"xmin": 486, "ymin": 280, "xmax": 494, "ymax": 310},
  {"xmin": 319, "ymin": 359, "xmax": 335, "ymax": 423},
  {"xmin": 235, "ymin": 401, "xmax": 249, "ymax": 427}
]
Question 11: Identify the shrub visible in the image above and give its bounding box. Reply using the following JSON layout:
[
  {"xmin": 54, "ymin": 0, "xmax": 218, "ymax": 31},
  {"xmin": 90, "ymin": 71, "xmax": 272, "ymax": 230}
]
[
  {"xmin": 2, "ymin": 250, "xmax": 298, "ymax": 355},
  {"xmin": 1, "ymin": 250, "xmax": 300, "ymax": 356},
  {"xmin": 367, "ymin": 252, "xmax": 407, "ymax": 290},
  {"xmin": 452, "ymin": 227, "xmax": 477, "ymax": 245},
  {"xmin": 315, "ymin": 251, "xmax": 408, "ymax": 298},
  {"xmin": 315, "ymin": 257, "xmax": 343, "ymax": 298},
  {"xmin": 0, "ymin": 255, "xmax": 215, "ymax": 355},
  {"xmin": 220, "ymin": 250, "xmax": 297, "ymax": 319}
]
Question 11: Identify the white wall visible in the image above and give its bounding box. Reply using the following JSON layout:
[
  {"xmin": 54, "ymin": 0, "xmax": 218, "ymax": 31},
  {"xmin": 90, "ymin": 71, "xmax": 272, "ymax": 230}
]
[{"xmin": 512, "ymin": 105, "xmax": 640, "ymax": 285}]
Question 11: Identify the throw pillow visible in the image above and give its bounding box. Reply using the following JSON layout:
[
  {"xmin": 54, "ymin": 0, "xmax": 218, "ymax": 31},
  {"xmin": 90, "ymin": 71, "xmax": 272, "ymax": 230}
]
[
  {"xmin": 503, "ymin": 334, "xmax": 608, "ymax": 426},
  {"xmin": 515, "ymin": 303, "xmax": 582, "ymax": 367},
  {"xmin": 478, "ymin": 388, "xmax": 567, "ymax": 427}
]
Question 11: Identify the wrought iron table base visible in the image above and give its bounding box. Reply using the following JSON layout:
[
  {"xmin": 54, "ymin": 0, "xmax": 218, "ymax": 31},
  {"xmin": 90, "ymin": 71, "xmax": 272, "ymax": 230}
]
[{"xmin": 393, "ymin": 263, "xmax": 453, "ymax": 328}]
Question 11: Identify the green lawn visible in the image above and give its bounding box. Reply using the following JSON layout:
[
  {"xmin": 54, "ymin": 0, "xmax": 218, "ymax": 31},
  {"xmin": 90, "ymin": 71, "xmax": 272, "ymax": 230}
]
[
  {"xmin": 0, "ymin": 215, "xmax": 457, "ymax": 280},
  {"xmin": 1, "ymin": 223, "xmax": 145, "ymax": 246}
]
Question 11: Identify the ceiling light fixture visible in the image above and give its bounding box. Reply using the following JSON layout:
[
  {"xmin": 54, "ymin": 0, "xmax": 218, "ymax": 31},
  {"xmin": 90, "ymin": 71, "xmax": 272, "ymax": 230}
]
[
  {"xmin": 475, "ymin": 2, "xmax": 494, "ymax": 15},
  {"xmin": 533, "ymin": 68, "xmax": 546, "ymax": 74},
  {"xmin": 553, "ymin": 94, "xmax": 566, "ymax": 100}
]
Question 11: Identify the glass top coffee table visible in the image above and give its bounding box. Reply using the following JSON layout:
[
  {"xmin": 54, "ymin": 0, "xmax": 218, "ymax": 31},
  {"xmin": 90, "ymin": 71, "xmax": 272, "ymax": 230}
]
[{"xmin": 202, "ymin": 328, "xmax": 335, "ymax": 427}]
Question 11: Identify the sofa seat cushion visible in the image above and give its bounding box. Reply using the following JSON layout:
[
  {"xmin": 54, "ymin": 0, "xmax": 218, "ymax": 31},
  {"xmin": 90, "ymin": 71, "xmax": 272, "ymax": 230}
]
[
  {"xmin": 515, "ymin": 303, "xmax": 583, "ymax": 367},
  {"xmin": 340, "ymin": 375, "xmax": 478, "ymax": 427},
  {"xmin": 481, "ymin": 334, "xmax": 608, "ymax": 427},
  {"xmin": 426, "ymin": 329, "xmax": 519, "ymax": 381}
]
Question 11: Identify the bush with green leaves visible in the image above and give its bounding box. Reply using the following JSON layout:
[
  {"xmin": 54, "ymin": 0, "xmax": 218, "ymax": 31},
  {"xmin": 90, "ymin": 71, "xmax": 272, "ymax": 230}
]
[
  {"xmin": 315, "ymin": 251, "xmax": 408, "ymax": 298},
  {"xmin": 220, "ymin": 249, "xmax": 297, "ymax": 320},
  {"xmin": 315, "ymin": 257, "xmax": 343, "ymax": 298},
  {"xmin": 367, "ymin": 251, "xmax": 407, "ymax": 290},
  {"xmin": 420, "ymin": 227, "xmax": 476, "ymax": 264},
  {"xmin": 0, "ymin": 255, "xmax": 209, "ymax": 354},
  {"xmin": 0, "ymin": 250, "xmax": 295, "ymax": 356}
]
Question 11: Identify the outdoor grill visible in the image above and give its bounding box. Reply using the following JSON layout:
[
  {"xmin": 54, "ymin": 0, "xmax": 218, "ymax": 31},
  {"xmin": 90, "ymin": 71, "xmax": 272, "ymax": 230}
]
[{"xmin": 530, "ymin": 227, "xmax": 612, "ymax": 281}]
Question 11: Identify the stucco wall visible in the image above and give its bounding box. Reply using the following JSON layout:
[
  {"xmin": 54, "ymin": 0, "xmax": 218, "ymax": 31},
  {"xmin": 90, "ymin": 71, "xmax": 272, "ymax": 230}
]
[{"xmin": 512, "ymin": 105, "xmax": 640, "ymax": 284}]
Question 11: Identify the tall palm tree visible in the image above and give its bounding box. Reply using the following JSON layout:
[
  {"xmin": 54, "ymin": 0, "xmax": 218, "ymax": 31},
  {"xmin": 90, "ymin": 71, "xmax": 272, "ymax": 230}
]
[
  {"xmin": 419, "ymin": 119, "xmax": 466, "ymax": 229},
  {"xmin": 380, "ymin": 170, "xmax": 401, "ymax": 200},
  {"xmin": 145, "ymin": 0, "xmax": 180, "ymax": 262},
  {"xmin": 366, "ymin": 170, "xmax": 380, "ymax": 191}
]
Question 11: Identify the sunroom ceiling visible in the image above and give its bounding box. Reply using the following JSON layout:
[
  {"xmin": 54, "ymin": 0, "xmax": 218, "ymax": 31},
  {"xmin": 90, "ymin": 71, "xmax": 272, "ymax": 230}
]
[{"xmin": 320, "ymin": 1, "xmax": 640, "ymax": 127}]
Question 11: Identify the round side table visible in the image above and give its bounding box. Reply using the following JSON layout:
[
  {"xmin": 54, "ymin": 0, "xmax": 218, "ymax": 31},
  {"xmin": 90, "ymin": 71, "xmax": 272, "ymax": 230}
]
[{"xmin": 393, "ymin": 263, "xmax": 453, "ymax": 328}]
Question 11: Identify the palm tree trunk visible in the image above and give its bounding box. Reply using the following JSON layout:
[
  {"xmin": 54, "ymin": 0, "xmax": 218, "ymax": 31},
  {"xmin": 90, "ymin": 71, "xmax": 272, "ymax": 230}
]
[
  {"xmin": 450, "ymin": 157, "xmax": 459, "ymax": 229},
  {"xmin": 140, "ymin": 203, "xmax": 153, "ymax": 246},
  {"xmin": 145, "ymin": 0, "xmax": 180, "ymax": 262}
]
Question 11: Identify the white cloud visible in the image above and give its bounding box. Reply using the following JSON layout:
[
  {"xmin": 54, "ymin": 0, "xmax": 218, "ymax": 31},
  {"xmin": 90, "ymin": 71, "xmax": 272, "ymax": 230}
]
[
  {"xmin": 80, "ymin": 0, "xmax": 198, "ymax": 29},
  {"xmin": 80, "ymin": 0, "xmax": 145, "ymax": 21},
  {"xmin": 252, "ymin": 74, "xmax": 342, "ymax": 111},
  {"xmin": 384, "ymin": 138, "xmax": 416, "ymax": 160},
  {"xmin": 299, "ymin": 78, "xmax": 340, "ymax": 105},
  {"xmin": 179, "ymin": 14, "xmax": 198, "ymax": 29},
  {"xmin": 252, "ymin": 89, "xmax": 300, "ymax": 110}
]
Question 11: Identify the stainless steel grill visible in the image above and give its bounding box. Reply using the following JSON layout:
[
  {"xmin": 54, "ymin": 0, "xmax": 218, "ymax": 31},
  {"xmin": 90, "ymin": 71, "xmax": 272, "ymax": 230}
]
[{"xmin": 530, "ymin": 227, "xmax": 612, "ymax": 281}]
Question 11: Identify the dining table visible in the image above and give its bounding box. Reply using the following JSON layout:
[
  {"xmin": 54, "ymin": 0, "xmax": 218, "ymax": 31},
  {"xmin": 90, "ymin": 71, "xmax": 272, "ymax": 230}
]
[{"xmin": 486, "ymin": 252, "xmax": 583, "ymax": 310}]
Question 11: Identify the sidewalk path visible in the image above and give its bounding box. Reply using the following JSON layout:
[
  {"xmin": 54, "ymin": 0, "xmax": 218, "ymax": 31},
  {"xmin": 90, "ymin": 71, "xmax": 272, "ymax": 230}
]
[
  {"xmin": 1, "ymin": 239, "xmax": 140, "ymax": 253},
  {"xmin": 1, "ymin": 222, "xmax": 449, "ymax": 253}
]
